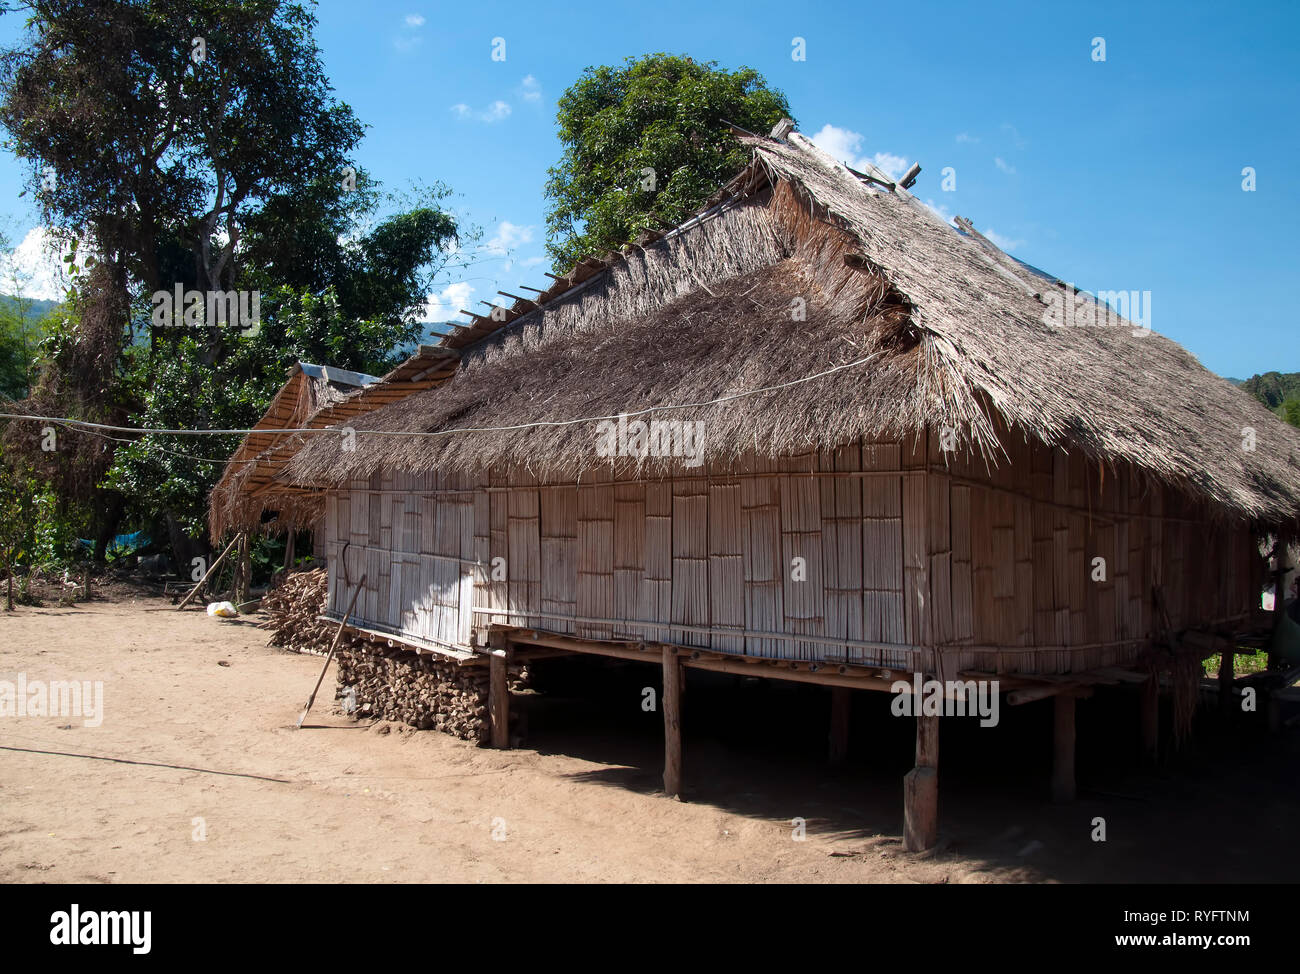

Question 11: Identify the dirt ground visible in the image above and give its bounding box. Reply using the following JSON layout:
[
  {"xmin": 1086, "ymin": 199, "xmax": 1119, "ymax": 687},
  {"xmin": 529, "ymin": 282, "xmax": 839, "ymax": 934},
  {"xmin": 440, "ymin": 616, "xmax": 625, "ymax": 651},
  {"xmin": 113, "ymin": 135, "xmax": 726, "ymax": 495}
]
[{"xmin": 1, "ymin": 595, "xmax": 1297, "ymax": 884}]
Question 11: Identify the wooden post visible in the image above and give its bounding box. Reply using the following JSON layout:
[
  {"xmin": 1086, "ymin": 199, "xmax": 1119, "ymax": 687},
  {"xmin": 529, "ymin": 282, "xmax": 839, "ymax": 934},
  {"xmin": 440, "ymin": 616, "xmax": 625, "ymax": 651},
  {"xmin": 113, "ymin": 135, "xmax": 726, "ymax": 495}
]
[
  {"xmin": 488, "ymin": 630, "xmax": 510, "ymax": 749},
  {"xmin": 1052, "ymin": 694, "xmax": 1076, "ymax": 802},
  {"xmin": 283, "ymin": 530, "xmax": 296, "ymax": 572},
  {"xmin": 828, "ymin": 687, "xmax": 851, "ymax": 764},
  {"xmin": 903, "ymin": 712, "xmax": 939, "ymax": 852},
  {"xmin": 662, "ymin": 645, "xmax": 683, "ymax": 799},
  {"xmin": 1218, "ymin": 645, "xmax": 1235, "ymax": 714},
  {"xmin": 1140, "ymin": 675, "xmax": 1159, "ymax": 763},
  {"xmin": 237, "ymin": 532, "xmax": 252, "ymax": 605}
]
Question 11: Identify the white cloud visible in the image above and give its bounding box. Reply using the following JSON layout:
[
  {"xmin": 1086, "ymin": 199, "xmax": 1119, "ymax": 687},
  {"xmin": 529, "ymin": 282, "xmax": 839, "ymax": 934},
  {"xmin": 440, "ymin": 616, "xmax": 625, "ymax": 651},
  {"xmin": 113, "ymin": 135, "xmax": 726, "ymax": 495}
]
[
  {"xmin": 982, "ymin": 228, "xmax": 1024, "ymax": 252},
  {"xmin": 922, "ymin": 198, "xmax": 957, "ymax": 226},
  {"xmin": 955, "ymin": 132, "xmax": 979, "ymax": 144},
  {"xmin": 520, "ymin": 75, "xmax": 541, "ymax": 102},
  {"xmin": 0, "ymin": 226, "xmax": 74, "ymax": 301},
  {"xmin": 519, "ymin": 255, "xmax": 546, "ymax": 268},
  {"xmin": 485, "ymin": 221, "xmax": 533, "ymax": 257},
  {"xmin": 1001, "ymin": 123, "xmax": 1027, "ymax": 149},
  {"xmin": 423, "ymin": 281, "xmax": 475, "ymax": 322},
  {"xmin": 394, "ymin": 14, "xmax": 424, "ymax": 51},
  {"xmin": 994, "ymin": 156, "xmax": 1016, "ymax": 175},
  {"xmin": 808, "ymin": 124, "xmax": 909, "ymax": 180},
  {"xmin": 451, "ymin": 100, "xmax": 511, "ymax": 123},
  {"xmin": 870, "ymin": 152, "xmax": 908, "ymax": 180}
]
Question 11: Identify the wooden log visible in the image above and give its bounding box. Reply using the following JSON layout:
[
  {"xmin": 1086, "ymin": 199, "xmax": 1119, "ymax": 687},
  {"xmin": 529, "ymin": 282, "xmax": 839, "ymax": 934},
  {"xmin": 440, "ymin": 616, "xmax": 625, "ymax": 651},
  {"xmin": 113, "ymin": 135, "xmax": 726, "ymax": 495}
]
[
  {"xmin": 1052, "ymin": 694, "xmax": 1076, "ymax": 802},
  {"xmin": 828, "ymin": 687, "xmax": 851, "ymax": 765},
  {"xmin": 903, "ymin": 767, "xmax": 938, "ymax": 852},
  {"xmin": 663, "ymin": 645, "xmax": 683, "ymax": 799},
  {"xmin": 1140, "ymin": 674, "xmax": 1159, "ymax": 763}
]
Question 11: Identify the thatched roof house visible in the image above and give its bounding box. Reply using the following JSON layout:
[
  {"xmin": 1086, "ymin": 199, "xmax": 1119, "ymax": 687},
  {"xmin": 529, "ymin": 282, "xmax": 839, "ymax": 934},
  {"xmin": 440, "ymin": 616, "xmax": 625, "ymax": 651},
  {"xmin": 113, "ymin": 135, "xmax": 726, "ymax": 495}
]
[
  {"xmin": 210, "ymin": 350, "xmax": 458, "ymax": 540},
  {"xmin": 231, "ymin": 121, "xmax": 1300, "ymax": 850}
]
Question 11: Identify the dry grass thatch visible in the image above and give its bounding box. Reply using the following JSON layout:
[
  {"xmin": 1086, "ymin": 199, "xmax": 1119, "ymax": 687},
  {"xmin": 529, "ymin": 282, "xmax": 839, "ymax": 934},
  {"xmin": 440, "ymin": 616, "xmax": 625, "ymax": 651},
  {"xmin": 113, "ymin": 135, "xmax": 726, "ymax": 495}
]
[{"xmin": 280, "ymin": 128, "xmax": 1300, "ymax": 524}]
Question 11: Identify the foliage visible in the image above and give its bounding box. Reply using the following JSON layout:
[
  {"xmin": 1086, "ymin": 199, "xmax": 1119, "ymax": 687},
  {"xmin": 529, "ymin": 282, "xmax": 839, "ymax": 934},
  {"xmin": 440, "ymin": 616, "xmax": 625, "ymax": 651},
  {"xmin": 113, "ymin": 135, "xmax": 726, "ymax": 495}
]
[
  {"xmin": 0, "ymin": 454, "xmax": 86, "ymax": 607},
  {"xmin": 1240, "ymin": 371, "xmax": 1300, "ymax": 411},
  {"xmin": 0, "ymin": 1, "xmax": 462, "ymax": 557},
  {"xmin": 544, "ymin": 54, "xmax": 791, "ymax": 270},
  {"xmin": 1281, "ymin": 397, "xmax": 1300, "ymax": 429}
]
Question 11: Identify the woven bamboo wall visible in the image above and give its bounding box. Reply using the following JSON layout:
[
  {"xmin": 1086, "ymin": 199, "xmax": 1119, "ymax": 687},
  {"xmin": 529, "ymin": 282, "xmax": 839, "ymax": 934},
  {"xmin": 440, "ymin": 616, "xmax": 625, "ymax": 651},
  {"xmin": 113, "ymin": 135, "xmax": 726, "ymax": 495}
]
[{"xmin": 322, "ymin": 433, "xmax": 1257, "ymax": 675}]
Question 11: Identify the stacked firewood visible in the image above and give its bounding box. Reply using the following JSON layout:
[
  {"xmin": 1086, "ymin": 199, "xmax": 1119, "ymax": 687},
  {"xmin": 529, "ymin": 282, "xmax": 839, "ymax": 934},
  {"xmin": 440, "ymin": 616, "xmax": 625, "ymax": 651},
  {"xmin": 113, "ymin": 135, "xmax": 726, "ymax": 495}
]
[
  {"xmin": 259, "ymin": 569, "xmax": 332, "ymax": 654},
  {"xmin": 335, "ymin": 639, "xmax": 490, "ymax": 742}
]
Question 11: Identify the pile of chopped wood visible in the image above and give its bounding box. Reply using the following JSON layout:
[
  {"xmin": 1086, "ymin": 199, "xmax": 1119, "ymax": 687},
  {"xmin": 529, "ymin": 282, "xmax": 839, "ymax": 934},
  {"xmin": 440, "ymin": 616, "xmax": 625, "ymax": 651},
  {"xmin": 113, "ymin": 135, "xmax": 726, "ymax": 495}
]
[
  {"xmin": 259, "ymin": 568, "xmax": 331, "ymax": 654},
  {"xmin": 336, "ymin": 639, "xmax": 490, "ymax": 742}
]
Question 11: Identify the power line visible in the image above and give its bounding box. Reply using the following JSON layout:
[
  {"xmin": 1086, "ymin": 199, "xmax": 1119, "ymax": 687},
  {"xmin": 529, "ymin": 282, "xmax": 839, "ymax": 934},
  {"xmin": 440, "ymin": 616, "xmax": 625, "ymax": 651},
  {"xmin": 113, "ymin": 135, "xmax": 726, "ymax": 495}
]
[{"xmin": 0, "ymin": 349, "xmax": 883, "ymax": 442}]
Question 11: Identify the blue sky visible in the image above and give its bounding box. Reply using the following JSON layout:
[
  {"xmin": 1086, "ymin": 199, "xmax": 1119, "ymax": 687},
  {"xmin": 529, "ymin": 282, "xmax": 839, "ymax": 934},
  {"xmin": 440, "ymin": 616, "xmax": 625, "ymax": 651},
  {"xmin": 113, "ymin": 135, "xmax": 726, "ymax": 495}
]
[{"xmin": 0, "ymin": 0, "xmax": 1295, "ymax": 378}]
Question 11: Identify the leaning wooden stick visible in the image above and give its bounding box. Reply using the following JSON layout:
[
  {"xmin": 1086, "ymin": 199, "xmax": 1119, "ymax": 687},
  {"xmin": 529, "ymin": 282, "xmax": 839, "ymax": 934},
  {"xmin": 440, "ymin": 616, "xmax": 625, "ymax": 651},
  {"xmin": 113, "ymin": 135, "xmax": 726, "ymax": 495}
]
[
  {"xmin": 296, "ymin": 574, "xmax": 367, "ymax": 729},
  {"xmin": 176, "ymin": 534, "xmax": 241, "ymax": 611}
]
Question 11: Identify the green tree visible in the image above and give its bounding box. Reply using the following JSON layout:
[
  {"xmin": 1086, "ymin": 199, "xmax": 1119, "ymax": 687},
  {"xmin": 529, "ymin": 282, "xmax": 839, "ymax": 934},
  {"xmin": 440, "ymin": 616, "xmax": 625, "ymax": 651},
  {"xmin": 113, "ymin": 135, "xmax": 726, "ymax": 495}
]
[
  {"xmin": 544, "ymin": 54, "xmax": 792, "ymax": 270},
  {"xmin": 0, "ymin": 1, "xmax": 461, "ymax": 558},
  {"xmin": 1281, "ymin": 396, "xmax": 1300, "ymax": 428}
]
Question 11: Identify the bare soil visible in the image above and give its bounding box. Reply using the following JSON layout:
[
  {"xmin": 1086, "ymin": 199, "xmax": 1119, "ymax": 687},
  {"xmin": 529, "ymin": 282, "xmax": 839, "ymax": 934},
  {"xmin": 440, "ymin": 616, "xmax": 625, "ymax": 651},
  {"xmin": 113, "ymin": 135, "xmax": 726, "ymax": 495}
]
[{"xmin": 1, "ymin": 597, "xmax": 1296, "ymax": 883}]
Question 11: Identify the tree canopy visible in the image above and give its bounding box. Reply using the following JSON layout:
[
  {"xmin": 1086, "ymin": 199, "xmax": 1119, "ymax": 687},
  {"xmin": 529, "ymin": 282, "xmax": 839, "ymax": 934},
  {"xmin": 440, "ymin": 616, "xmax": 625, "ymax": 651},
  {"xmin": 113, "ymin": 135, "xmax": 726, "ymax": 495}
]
[
  {"xmin": 0, "ymin": 0, "xmax": 462, "ymax": 552},
  {"xmin": 544, "ymin": 54, "xmax": 791, "ymax": 270}
]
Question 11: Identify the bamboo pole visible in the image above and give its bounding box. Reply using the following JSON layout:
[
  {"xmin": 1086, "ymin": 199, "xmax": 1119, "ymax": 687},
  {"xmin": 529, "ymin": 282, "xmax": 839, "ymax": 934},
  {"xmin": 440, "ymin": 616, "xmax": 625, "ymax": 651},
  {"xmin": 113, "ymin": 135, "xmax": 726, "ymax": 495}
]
[
  {"xmin": 176, "ymin": 534, "xmax": 240, "ymax": 610},
  {"xmin": 296, "ymin": 574, "xmax": 367, "ymax": 729}
]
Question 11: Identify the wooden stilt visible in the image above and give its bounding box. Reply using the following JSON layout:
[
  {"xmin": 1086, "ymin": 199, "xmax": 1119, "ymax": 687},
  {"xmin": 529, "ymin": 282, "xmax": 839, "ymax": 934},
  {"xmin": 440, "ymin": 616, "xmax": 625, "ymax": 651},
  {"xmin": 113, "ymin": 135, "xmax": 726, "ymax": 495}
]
[
  {"xmin": 828, "ymin": 687, "xmax": 851, "ymax": 765},
  {"xmin": 488, "ymin": 631, "xmax": 510, "ymax": 749},
  {"xmin": 1140, "ymin": 675, "xmax": 1159, "ymax": 763},
  {"xmin": 662, "ymin": 645, "xmax": 683, "ymax": 799},
  {"xmin": 1053, "ymin": 694, "xmax": 1076, "ymax": 802},
  {"xmin": 903, "ymin": 713, "xmax": 939, "ymax": 852},
  {"xmin": 1218, "ymin": 646, "xmax": 1235, "ymax": 714},
  {"xmin": 283, "ymin": 530, "xmax": 296, "ymax": 572}
]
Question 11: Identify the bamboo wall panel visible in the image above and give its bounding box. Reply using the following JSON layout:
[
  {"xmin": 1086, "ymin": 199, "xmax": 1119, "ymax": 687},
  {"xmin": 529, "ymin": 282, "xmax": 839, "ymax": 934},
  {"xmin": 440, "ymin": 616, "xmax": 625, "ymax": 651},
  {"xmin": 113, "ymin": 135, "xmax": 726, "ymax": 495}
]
[
  {"xmin": 742, "ymin": 457, "xmax": 784, "ymax": 657},
  {"xmin": 540, "ymin": 485, "xmax": 578, "ymax": 635},
  {"xmin": 317, "ymin": 430, "xmax": 1261, "ymax": 674},
  {"xmin": 862, "ymin": 440, "xmax": 904, "ymax": 649},
  {"xmin": 820, "ymin": 444, "xmax": 864, "ymax": 656},
  {"xmin": 779, "ymin": 455, "xmax": 825, "ymax": 659},
  {"xmin": 577, "ymin": 481, "xmax": 615, "ymax": 641},
  {"xmin": 613, "ymin": 482, "xmax": 648, "ymax": 640},
  {"xmin": 708, "ymin": 479, "xmax": 745, "ymax": 653},
  {"xmin": 672, "ymin": 478, "xmax": 710, "ymax": 647}
]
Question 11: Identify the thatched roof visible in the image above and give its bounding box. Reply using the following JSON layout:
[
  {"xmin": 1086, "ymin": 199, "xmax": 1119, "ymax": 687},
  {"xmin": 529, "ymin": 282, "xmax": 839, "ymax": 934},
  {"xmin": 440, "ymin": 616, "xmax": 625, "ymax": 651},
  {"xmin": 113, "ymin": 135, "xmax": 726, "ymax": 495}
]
[
  {"xmin": 207, "ymin": 349, "xmax": 458, "ymax": 539},
  {"xmin": 279, "ymin": 125, "xmax": 1300, "ymax": 524}
]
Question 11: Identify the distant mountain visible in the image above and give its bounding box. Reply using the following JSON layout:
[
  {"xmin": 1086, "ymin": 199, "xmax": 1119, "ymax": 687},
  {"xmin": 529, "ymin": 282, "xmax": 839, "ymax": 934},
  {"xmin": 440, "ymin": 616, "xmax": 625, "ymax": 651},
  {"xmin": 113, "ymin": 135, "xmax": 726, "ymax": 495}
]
[
  {"xmin": 0, "ymin": 294, "xmax": 60, "ymax": 320},
  {"xmin": 1239, "ymin": 371, "xmax": 1300, "ymax": 410}
]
